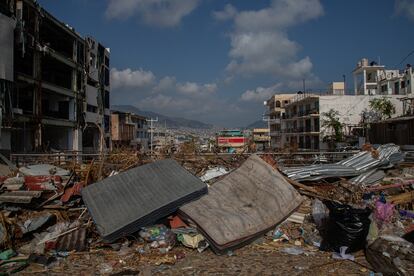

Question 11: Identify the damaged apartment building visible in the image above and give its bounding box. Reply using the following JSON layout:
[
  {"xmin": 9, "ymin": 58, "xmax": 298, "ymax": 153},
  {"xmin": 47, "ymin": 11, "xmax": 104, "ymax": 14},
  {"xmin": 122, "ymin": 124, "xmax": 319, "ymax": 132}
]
[{"xmin": 0, "ymin": 0, "xmax": 110, "ymax": 155}]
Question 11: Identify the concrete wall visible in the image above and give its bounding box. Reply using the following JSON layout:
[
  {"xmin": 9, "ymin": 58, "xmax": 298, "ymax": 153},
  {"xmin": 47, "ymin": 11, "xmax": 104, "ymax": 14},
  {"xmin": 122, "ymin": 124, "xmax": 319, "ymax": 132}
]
[
  {"xmin": 0, "ymin": 14, "xmax": 15, "ymax": 82},
  {"xmin": 319, "ymin": 95, "xmax": 405, "ymax": 149}
]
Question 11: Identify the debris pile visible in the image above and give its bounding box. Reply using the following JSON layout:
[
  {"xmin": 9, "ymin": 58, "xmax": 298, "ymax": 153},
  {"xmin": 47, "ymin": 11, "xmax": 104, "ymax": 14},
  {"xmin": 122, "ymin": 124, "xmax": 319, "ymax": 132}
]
[{"xmin": 0, "ymin": 144, "xmax": 412, "ymax": 274}]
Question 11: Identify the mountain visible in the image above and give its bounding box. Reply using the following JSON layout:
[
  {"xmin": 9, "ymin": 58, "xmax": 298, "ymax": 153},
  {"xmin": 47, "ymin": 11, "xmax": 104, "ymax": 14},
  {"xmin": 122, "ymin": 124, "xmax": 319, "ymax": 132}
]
[
  {"xmin": 245, "ymin": 120, "xmax": 267, "ymax": 129},
  {"xmin": 111, "ymin": 105, "xmax": 213, "ymax": 129}
]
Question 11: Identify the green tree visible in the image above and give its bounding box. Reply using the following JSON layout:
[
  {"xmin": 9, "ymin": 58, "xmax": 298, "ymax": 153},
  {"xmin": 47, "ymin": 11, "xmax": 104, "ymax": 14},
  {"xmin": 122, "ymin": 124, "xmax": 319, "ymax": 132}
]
[
  {"xmin": 369, "ymin": 97, "xmax": 396, "ymax": 120},
  {"xmin": 321, "ymin": 109, "xmax": 344, "ymax": 144}
]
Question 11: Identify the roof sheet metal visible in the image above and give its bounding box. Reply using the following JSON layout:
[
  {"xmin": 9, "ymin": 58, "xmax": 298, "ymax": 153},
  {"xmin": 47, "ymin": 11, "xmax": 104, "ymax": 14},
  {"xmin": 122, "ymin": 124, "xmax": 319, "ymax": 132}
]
[
  {"xmin": 56, "ymin": 228, "xmax": 87, "ymax": 252},
  {"xmin": 283, "ymin": 144, "xmax": 404, "ymax": 182},
  {"xmin": 82, "ymin": 159, "xmax": 207, "ymax": 242},
  {"xmin": 179, "ymin": 155, "xmax": 303, "ymax": 253},
  {"xmin": 0, "ymin": 191, "xmax": 42, "ymax": 204}
]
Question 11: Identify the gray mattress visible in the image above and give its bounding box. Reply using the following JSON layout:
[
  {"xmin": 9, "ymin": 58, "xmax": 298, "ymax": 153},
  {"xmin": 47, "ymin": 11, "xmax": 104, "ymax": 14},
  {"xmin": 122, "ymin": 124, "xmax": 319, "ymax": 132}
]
[{"xmin": 82, "ymin": 159, "xmax": 208, "ymax": 242}]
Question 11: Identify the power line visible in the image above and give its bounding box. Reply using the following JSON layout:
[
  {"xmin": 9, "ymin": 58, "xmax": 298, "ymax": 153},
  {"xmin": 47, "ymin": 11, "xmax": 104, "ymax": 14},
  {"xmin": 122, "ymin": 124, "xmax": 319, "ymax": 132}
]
[{"xmin": 395, "ymin": 49, "xmax": 414, "ymax": 67}]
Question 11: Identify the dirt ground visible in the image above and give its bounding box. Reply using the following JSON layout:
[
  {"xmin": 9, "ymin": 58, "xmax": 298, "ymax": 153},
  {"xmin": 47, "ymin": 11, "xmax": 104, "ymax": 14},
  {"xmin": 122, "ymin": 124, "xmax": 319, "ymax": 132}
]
[{"xmin": 19, "ymin": 241, "xmax": 372, "ymax": 275}]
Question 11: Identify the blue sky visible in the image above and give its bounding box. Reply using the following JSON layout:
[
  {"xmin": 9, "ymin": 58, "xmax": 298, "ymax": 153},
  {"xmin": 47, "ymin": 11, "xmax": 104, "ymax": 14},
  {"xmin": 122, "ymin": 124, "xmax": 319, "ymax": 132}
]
[{"xmin": 38, "ymin": 0, "xmax": 414, "ymax": 127}]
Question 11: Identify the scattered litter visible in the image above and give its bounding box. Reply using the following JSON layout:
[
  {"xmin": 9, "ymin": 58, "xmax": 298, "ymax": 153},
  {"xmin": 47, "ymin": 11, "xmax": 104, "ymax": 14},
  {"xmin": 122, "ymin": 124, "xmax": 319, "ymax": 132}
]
[
  {"xmin": 281, "ymin": 247, "xmax": 304, "ymax": 255},
  {"xmin": 332, "ymin": 246, "xmax": 355, "ymax": 261}
]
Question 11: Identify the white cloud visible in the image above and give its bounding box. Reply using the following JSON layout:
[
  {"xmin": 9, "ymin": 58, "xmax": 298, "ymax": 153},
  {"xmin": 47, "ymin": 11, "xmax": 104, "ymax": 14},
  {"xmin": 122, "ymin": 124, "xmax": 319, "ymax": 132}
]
[
  {"xmin": 213, "ymin": 4, "xmax": 237, "ymax": 21},
  {"xmin": 218, "ymin": 0, "xmax": 323, "ymax": 80},
  {"xmin": 110, "ymin": 68, "xmax": 156, "ymax": 90},
  {"xmin": 395, "ymin": 0, "xmax": 414, "ymax": 21},
  {"xmin": 240, "ymin": 83, "xmax": 283, "ymax": 102},
  {"xmin": 153, "ymin": 76, "xmax": 177, "ymax": 92},
  {"xmin": 176, "ymin": 82, "xmax": 217, "ymax": 96},
  {"xmin": 105, "ymin": 0, "xmax": 200, "ymax": 27}
]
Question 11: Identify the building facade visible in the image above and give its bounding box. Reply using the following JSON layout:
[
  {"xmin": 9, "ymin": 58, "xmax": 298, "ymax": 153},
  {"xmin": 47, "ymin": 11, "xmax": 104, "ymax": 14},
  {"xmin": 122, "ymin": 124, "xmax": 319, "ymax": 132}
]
[
  {"xmin": 265, "ymin": 94, "xmax": 295, "ymax": 149},
  {"xmin": 216, "ymin": 129, "xmax": 247, "ymax": 153},
  {"xmin": 328, "ymin": 82, "xmax": 345, "ymax": 95},
  {"xmin": 252, "ymin": 128, "xmax": 270, "ymax": 151},
  {"xmin": 282, "ymin": 94, "xmax": 405, "ymax": 151},
  {"xmin": 353, "ymin": 58, "xmax": 414, "ymax": 96},
  {"xmin": 111, "ymin": 111, "xmax": 149, "ymax": 151},
  {"xmin": 0, "ymin": 0, "xmax": 110, "ymax": 155}
]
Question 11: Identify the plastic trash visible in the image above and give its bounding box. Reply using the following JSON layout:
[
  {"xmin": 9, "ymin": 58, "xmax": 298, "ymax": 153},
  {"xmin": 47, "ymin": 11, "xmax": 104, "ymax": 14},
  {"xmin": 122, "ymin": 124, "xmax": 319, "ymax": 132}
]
[
  {"xmin": 332, "ymin": 246, "xmax": 355, "ymax": 261},
  {"xmin": 177, "ymin": 233, "xmax": 205, "ymax": 249},
  {"xmin": 374, "ymin": 201, "xmax": 394, "ymax": 224},
  {"xmin": 139, "ymin": 225, "xmax": 176, "ymax": 252},
  {"xmin": 0, "ymin": 249, "xmax": 16, "ymax": 260},
  {"xmin": 98, "ymin": 263, "xmax": 113, "ymax": 274},
  {"xmin": 281, "ymin": 247, "xmax": 304, "ymax": 255},
  {"xmin": 321, "ymin": 201, "xmax": 371, "ymax": 253},
  {"xmin": 312, "ymin": 199, "xmax": 328, "ymax": 228}
]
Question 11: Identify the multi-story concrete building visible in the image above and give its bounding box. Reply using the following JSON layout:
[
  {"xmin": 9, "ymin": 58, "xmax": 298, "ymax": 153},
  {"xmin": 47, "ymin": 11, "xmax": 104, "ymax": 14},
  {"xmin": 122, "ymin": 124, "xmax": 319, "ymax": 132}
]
[
  {"xmin": 282, "ymin": 93, "xmax": 404, "ymax": 151},
  {"xmin": 252, "ymin": 128, "xmax": 270, "ymax": 151},
  {"xmin": 111, "ymin": 111, "xmax": 149, "ymax": 151},
  {"xmin": 0, "ymin": 0, "xmax": 110, "ymax": 155},
  {"xmin": 83, "ymin": 36, "xmax": 111, "ymax": 153},
  {"xmin": 353, "ymin": 58, "xmax": 414, "ymax": 96},
  {"xmin": 265, "ymin": 94, "xmax": 295, "ymax": 149}
]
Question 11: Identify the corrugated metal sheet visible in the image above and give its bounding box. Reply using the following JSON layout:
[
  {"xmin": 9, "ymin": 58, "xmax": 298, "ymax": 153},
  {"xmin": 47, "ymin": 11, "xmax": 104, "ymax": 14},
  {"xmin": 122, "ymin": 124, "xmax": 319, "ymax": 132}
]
[
  {"xmin": 283, "ymin": 144, "xmax": 404, "ymax": 182},
  {"xmin": 0, "ymin": 191, "xmax": 42, "ymax": 204},
  {"xmin": 82, "ymin": 159, "xmax": 207, "ymax": 242},
  {"xmin": 179, "ymin": 155, "xmax": 303, "ymax": 253},
  {"xmin": 56, "ymin": 228, "xmax": 87, "ymax": 252}
]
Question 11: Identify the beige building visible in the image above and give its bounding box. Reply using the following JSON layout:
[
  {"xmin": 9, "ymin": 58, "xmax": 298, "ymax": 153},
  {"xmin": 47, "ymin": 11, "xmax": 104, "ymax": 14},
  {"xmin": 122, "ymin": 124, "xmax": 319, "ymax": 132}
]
[
  {"xmin": 265, "ymin": 94, "xmax": 295, "ymax": 149},
  {"xmin": 328, "ymin": 82, "xmax": 345, "ymax": 95},
  {"xmin": 252, "ymin": 128, "xmax": 270, "ymax": 151}
]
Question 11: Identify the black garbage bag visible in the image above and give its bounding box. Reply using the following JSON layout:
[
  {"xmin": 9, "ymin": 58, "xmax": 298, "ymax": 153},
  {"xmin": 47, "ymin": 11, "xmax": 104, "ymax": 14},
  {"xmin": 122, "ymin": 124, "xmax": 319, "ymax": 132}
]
[{"xmin": 320, "ymin": 201, "xmax": 371, "ymax": 253}]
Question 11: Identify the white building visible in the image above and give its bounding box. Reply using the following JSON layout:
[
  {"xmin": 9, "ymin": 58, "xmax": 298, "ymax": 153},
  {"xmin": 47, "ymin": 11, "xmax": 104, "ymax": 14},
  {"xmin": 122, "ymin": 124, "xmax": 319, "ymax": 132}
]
[
  {"xmin": 282, "ymin": 94, "xmax": 405, "ymax": 150},
  {"xmin": 353, "ymin": 58, "xmax": 414, "ymax": 96}
]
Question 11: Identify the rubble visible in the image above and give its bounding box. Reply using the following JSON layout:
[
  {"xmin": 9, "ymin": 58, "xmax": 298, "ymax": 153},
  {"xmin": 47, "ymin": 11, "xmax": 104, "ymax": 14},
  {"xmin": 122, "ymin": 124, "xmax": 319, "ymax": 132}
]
[{"xmin": 0, "ymin": 145, "xmax": 412, "ymax": 274}]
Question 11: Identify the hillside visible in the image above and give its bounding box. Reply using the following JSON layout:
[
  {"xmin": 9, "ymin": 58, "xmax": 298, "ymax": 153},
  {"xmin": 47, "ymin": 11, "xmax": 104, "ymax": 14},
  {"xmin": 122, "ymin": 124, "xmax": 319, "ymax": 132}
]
[{"xmin": 111, "ymin": 105, "xmax": 213, "ymax": 129}]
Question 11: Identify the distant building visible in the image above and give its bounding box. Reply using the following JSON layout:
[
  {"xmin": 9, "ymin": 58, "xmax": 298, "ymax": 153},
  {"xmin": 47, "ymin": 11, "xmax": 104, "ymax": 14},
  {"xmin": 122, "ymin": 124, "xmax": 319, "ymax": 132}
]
[
  {"xmin": 328, "ymin": 82, "xmax": 345, "ymax": 95},
  {"xmin": 216, "ymin": 129, "xmax": 247, "ymax": 153},
  {"xmin": 0, "ymin": 0, "xmax": 110, "ymax": 155},
  {"xmin": 353, "ymin": 58, "xmax": 414, "ymax": 96},
  {"xmin": 252, "ymin": 128, "xmax": 270, "ymax": 151},
  {"xmin": 111, "ymin": 111, "xmax": 149, "ymax": 151},
  {"xmin": 265, "ymin": 94, "xmax": 295, "ymax": 149},
  {"xmin": 282, "ymin": 93, "xmax": 404, "ymax": 150}
]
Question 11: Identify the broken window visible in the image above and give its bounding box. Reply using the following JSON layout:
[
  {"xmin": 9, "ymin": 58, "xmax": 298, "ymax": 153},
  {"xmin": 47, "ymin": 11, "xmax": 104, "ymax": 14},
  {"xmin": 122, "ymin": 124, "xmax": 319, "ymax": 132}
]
[
  {"xmin": 41, "ymin": 88, "xmax": 70, "ymax": 120},
  {"xmin": 40, "ymin": 17, "xmax": 74, "ymax": 59},
  {"xmin": 41, "ymin": 55, "xmax": 72, "ymax": 89},
  {"xmin": 12, "ymin": 81, "xmax": 34, "ymax": 114},
  {"xmin": 104, "ymin": 90, "xmax": 110, "ymax": 109},
  {"xmin": 394, "ymin": 82, "xmax": 400, "ymax": 95},
  {"xmin": 14, "ymin": 47, "xmax": 34, "ymax": 76},
  {"xmin": 86, "ymin": 104, "xmax": 97, "ymax": 113},
  {"xmin": 104, "ymin": 68, "xmax": 110, "ymax": 86}
]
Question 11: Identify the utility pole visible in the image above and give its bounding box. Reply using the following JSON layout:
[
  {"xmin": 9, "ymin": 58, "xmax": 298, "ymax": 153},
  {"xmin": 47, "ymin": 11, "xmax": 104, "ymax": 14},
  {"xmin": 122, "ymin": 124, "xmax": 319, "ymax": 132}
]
[
  {"xmin": 343, "ymin": 74, "xmax": 346, "ymax": 95},
  {"xmin": 146, "ymin": 117, "xmax": 158, "ymax": 156}
]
